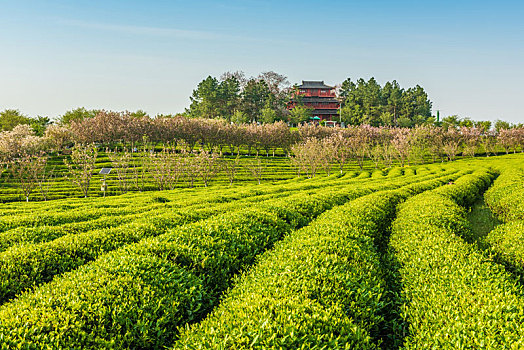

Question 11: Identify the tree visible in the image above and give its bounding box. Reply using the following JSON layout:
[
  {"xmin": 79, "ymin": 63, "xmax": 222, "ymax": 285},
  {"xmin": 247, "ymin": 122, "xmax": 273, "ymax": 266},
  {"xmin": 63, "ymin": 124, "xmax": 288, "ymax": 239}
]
[
  {"xmin": 196, "ymin": 149, "xmax": 220, "ymax": 187},
  {"xmin": 8, "ymin": 153, "xmax": 47, "ymax": 202},
  {"xmin": 45, "ymin": 124, "xmax": 72, "ymax": 153},
  {"xmin": 329, "ymin": 132, "xmax": 352, "ymax": 173},
  {"xmin": 221, "ymin": 155, "xmax": 241, "ymax": 185},
  {"xmin": 382, "ymin": 80, "xmax": 403, "ymax": 125},
  {"xmin": 289, "ymin": 106, "xmax": 312, "ymax": 125},
  {"xmin": 339, "ymin": 78, "xmax": 432, "ymax": 127},
  {"xmin": 459, "ymin": 117, "xmax": 474, "ymax": 127},
  {"xmin": 30, "ymin": 116, "xmax": 51, "ymax": 136},
  {"xmin": 218, "ymin": 76, "xmax": 241, "ymax": 119},
  {"xmin": 461, "ymin": 127, "xmax": 481, "ymax": 157},
  {"xmin": 442, "ymin": 129, "xmax": 462, "ymax": 161},
  {"xmin": 257, "ymin": 71, "xmax": 291, "ymax": 118},
  {"xmin": 130, "ymin": 110, "xmax": 149, "ymax": 118},
  {"xmin": 231, "ymin": 110, "xmax": 249, "ymax": 124},
  {"xmin": 441, "ymin": 115, "xmax": 460, "ymax": 130},
  {"xmin": 187, "ymin": 76, "xmax": 222, "ymax": 118},
  {"xmin": 108, "ymin": 148, "xmax": 132, "ymax": 194},
  {"xmin": 36, "ymin": 162, "xmax": 55, "ymax": 201},
  {"xmin": 481, "ymin": 130, "xmax": 497, "ymax": 157},
  {"xmin": 188, "ymin": 75, "xmax": 241, "ymax": 120},
  {"xmin": 241, "ymin": 79, "xmax": 271, "ymax": 122},
  {"xmin": 59, "ymin": 107, "xmax": 98, "ymax": 125},
  {"xmin": 390, "ymin": 128, "xmax": 412, "ymax": 167},
  {"xmin": 0, "ymin": 124, "xmax": 46, "ymax": 160},
  {"xmin": 319, "ymin": 137, "xmax": 336, "ymax": 175},
  {"xmin": 64, "ymin": 144, "xmax": 98, "ymax": 198},
  {"xmin": 0, "ymin": 109, "xmax": 31, "ymax": 131},
  {"xmin": 495, "ymin": 119, "xmax": 511, "ymax": 132},
  {"xmin": 474, "ymin": 120, "xmax": 492, "ymax": 132},
  {"xmin": 220, "ymin": 71, "xmax": 247, "ymax": 89},
  {"xmin": 260, "ymin": 105, "xmax": 278, "ymax": 124},
  {"xmin": 244, "ymin": 155, "xmax": 266, "ymax": 184},
  {"xmin": 291, "ymin": 138, "xmax": 324, "ymax": 178}
]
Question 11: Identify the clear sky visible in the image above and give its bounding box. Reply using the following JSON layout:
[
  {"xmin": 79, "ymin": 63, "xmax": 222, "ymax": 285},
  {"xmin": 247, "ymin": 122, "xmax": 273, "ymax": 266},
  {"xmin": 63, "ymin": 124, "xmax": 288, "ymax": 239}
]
[{"xmin": 1, "ymin": 0, "xmax": 523, "ymax": 123}]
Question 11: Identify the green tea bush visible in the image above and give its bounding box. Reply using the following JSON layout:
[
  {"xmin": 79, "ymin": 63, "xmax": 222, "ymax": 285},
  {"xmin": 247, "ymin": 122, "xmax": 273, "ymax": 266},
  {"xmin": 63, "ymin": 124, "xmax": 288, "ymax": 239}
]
[
  {"xmin": 0, "ymin": 168, "xmax": 452, "ymax": 347},
  {"xmin": 173, "ymin": 174, "xmax": 469, "ymax": 349},
  {"xmin": 485, "ymin": 167, "xmax": 524, "ymax": 221},
  {"xmin": 486, "ymin": 220, "xmax": 524, "ymax": 278},
  {"xmin": 390, "ymin": 169, "xmax": 524, "ymax": 348},
  {"xmin": 0, "ymin": 252, "xmax": 207, "ymax": 349},
  {"xmin": 0, "ymin": 209, "xmax": 204, "ymax": 303}
]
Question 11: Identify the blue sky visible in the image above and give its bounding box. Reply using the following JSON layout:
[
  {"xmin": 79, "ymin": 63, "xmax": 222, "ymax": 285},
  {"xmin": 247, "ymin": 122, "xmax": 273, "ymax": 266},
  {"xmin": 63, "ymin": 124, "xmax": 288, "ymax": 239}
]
[{"xmin": 1, "ymin": 0, "xmax": 523, "ymax": 123}]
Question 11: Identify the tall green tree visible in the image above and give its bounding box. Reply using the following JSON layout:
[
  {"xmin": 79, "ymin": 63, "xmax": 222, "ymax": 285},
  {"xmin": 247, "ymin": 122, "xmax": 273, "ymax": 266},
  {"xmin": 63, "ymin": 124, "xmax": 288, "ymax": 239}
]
[
  {"xmin": 288, "ymin": 106, "xmax": 312, "ymax": 125},
  {"xmin": 495, "ymin": 119, "xmax": 511, "ymax": 131},
  {"xmin": 339, "ymin": 77, "xmax": 432, "ymax": 127},
  {"xmin": 241, "ymin": 79, "xmax": 271, "ymax": 122},
  {"xmin": 60, "ymin": 107, "xmax": 98, "ymax": 125},
  {"xmin": 441, "ymin": 115, "xmax": 461, "ymax": 130},
  {"xmin": 382, "ymin": 80, "xmax": 403, "ymax": 125},
  {"xmin": 218, "ymin": 76, "xmax": 241, "ymax": 120},
  {"xmin": 188, "ymin": 75, "xmax": 241, "ymax": 120},
  {"xmin": 30, "ymin": 116, "xmax": 51, "ymax": 136},
  {"xmin": 0, "ymin": 109, "xmax": 31, "ymax": 131},
  {"xmin": 260, "ymin": 104, "xmax": 278, "ymax": 124},
  {"xmin": 188, "ymin": 76, "xmax": 222, "ymax": 118}
]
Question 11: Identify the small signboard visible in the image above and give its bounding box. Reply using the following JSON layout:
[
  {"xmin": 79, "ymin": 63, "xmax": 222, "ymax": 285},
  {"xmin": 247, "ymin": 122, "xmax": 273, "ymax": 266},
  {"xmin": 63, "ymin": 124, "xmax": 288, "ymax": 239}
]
[{"xmin": 99, "ymin": 168, "xmax": 112, "ymax": 175}]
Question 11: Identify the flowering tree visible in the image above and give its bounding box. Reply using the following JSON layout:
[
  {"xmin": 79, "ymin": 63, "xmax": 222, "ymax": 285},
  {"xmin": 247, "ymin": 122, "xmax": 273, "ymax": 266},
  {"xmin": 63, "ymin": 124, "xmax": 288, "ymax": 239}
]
[
  {"xmin": 442, "ymin": 128, "xmax": 462, "ymax": 161},
  {"xmin": 147, "ymin": 145, "xmax": 184, "ymax": 191},
  {"xmin": 221, "ymin": 155, "xmax": 241, "ymax": 185},
  {"xmin": 328, "ymin": 132, "xmax": 352, "ymax": 173},
  {"xmin": 461, "ymin": 127, "xmax": 482, "ymax": 157},
  {"xmin": 196, "ymin": 149, "xmax": 220, "ymax": 187},
  {"xmin": 481, "ymin": 131, "xmax": 497, "ymax": 157},
  {"xmin": 244, "ymin": 155, "xmax": 266, "ymax": 184},
  {"xmin": 391, "ymin": 128, "xmax": 411, "ymax": 167},
  {"xmin": 291, "ymin": 138, "xmax": 324, "ymax": 178},
  {"xmin": 44, "ymin": 124, "xmax": 72, "ymax": 154},
  {"xmin": 427, "ymin": 126, "xmax": 446, "ymax": 162},
  {"xmin": 8, "ymin": 153, "xmax": 47, "ymax": 202},
  {"xmin": 108, "ymin": 148, "xmax": 132, "ymax": 194},
  {"xmin": 0, "ymin": 124, "xmax": 46, "ymax": 161},
  {"xmin": 64, "ymin": 144, "xmax": 98, "ymax": 198},
  {"xmin": 320, "ymin": 137, "xmax": 336, "ymax": 175}
]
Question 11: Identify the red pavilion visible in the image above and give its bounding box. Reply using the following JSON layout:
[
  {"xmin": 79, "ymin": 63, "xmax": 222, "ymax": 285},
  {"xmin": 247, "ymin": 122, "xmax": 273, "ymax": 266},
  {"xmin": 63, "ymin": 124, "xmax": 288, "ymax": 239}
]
[{"xmin": 288, "ymin": 81, "xmax": 340, "ymax": 123}]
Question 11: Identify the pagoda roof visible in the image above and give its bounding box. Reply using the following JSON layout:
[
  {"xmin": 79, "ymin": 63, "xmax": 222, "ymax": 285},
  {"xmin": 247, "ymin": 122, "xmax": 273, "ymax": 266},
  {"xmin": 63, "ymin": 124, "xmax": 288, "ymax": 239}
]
[
  {"xmin": 310, "ymin": 109, "xmax": 340, "ymax": 115},
  {"xmin": 300, "ymin": 97, "xmax": 339, "ymax": 103},
  {"xmin": 297, "ymin": 81, "xmax": 334, "ymax": 89}
]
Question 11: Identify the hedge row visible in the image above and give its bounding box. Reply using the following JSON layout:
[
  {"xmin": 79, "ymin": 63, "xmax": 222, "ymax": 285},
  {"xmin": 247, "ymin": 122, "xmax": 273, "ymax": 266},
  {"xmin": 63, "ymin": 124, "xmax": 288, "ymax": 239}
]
[
  {"xmin": 0, "ymin": 187, "xmax": 353, "ymax": 347},
  {"xmin": 0, "ymin": 171, "xmax": 373, "ymax": 251},
  {"xmin": 0, "ymin": 164, "xmax": 400, "ymax": 223},
  {"xmin": 174, "ymin": 171, "xmax": 462, "ymax": 349},
  {"xmin": 485, "ymin": 220, "xmax": 524, "ymax": 281},
  {"xmin": 0, "ymin": 189, "xmax": 296, "ymax": 252},
  {"xmin": 0, "ymin": 169, "xmax": 457, "ymax": 348},
  {"xmin": 483, "ymin": 163, "xmax": 524, "ymax": 282},
  {"xmin": 389, "ymin": 168, "xmax": 524, "ymax": 348},
  {"xmin": 0, "ymin": 167, "xmax": 436, "ymax": 305},
  {"xmin": 0, "ymin": 186, "xmax": 306, "ymax": 304},
  {"xmin": 484, "ymin": 166, "xmax": 524, "ymax": 222},
  {"xmin": 0, "ymin": 211, "xmax": 152, "ymax": 253}
]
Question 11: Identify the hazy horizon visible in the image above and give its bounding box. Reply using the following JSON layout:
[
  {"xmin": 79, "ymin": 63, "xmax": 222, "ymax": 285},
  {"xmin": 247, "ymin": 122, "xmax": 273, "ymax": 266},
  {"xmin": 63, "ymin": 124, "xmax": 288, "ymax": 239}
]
[{"xmin": 1, "ymin": 0, "xmax": 523, "ymax": 124}]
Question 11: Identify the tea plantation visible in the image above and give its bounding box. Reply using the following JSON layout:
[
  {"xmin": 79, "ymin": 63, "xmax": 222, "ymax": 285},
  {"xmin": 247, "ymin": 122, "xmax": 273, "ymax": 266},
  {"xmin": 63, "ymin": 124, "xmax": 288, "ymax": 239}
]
[{"xmin": 0, "ymin": 154, "xmax": 523, "ymax": 349}]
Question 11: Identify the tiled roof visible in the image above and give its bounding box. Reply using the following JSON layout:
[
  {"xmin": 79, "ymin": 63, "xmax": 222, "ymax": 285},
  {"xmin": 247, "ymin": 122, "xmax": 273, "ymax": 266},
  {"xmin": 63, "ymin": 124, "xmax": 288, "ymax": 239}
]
[{"xmin": 297, "ymin": 81, "xmax": 334, "ymax": 89}]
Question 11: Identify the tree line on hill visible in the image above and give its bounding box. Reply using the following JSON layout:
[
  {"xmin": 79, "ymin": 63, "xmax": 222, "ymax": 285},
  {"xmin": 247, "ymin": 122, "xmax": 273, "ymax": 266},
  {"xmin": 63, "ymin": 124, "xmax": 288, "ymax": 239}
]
[{"xmin": 1, "ymin": 71, "xmax": 512, "ymax": 130}]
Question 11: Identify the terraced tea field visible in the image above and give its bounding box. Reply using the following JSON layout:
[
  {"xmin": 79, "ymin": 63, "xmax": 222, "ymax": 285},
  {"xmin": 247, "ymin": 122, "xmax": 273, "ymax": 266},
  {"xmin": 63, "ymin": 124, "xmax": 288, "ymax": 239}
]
[{"xmin": 0, "ymin": 154, "xmax": 523, "ymax": 349}]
